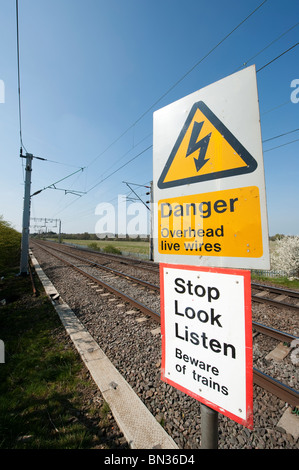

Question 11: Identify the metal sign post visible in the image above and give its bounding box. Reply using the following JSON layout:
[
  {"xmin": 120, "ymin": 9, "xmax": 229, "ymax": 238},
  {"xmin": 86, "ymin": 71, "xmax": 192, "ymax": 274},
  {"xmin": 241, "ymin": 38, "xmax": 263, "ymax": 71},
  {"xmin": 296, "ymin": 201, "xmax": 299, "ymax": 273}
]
[{"xmin": 200, "ymin": 403, "xmax": 218, "ymax": 449}]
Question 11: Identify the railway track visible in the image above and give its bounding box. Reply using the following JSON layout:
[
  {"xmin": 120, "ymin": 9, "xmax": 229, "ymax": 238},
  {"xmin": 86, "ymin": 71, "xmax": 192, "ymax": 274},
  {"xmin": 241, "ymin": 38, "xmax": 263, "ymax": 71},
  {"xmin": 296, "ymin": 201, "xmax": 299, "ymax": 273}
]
[
  {"xmin": 251, "ymin": 283, "xmax": 299, "ymax": 312},
  {"xmin": 60, "ymin": 240, "xmax": 160, "ymax": 273},
  {"xmin": 33, "ymin": 239, "xmax": 299, "ymax": 312},
  {"xmin": 30, "ymin": 239, "xmax": 299, "ymax": 409},
  {"xmin": 32, "ymin": 241, "xmax": 298, "ymax": 345}
]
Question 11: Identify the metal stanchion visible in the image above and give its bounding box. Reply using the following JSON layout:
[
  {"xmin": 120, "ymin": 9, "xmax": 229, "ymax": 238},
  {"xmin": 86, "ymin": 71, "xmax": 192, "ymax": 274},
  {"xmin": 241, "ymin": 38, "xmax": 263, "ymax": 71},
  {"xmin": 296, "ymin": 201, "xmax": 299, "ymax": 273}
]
[{"xmin": 200, "ymin": 403, "xmax": 218, "ymax": 449}]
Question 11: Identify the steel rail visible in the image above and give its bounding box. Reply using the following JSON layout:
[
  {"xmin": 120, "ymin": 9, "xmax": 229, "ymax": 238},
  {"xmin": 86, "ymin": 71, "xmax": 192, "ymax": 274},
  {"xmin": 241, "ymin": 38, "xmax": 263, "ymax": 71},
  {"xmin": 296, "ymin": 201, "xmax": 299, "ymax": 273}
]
[
  {"xmin": 252, "ymin": 322, "xmax": 298, "ymax": 343},
  {"xmin": 252, "ymin": 294, "xmax": 299, "ymax": 312},
  {"xmin": 251, "ymin": 282, "xmax": 299, "ymax": 299},
  {"xmin": 253, "ymin": 368, "xmax": 299, "ymax": 407},
  {"xmin": 32, "ymin": 243, "xmax": 298, "ymax": 407}
]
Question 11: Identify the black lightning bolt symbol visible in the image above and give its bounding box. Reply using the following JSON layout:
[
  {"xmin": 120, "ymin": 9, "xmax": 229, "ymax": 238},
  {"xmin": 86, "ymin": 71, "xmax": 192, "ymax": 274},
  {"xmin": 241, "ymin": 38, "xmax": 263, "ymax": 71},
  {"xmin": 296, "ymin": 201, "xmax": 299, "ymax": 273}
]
[{"xmin": 186, "ymin": 121, "xmax": 212, "ymax": 172}]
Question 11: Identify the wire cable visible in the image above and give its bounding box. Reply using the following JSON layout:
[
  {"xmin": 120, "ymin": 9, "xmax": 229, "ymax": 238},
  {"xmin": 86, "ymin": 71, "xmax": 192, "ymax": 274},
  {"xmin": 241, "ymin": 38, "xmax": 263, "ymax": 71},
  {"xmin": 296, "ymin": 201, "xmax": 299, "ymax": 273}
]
[
  {"xmin": 263, "ymin": 138, "xmax": 299, "ymax": 152},
  {"xmin": 51, "ymin": 1, "xmax": 299, "ymax": 219},
  {"xmin": 236, "ymin": 22, "xmax": 299, "ymax": 71},
  {"xmin": 257, "ymin": 42, "xmax": 299, "ymax": 72},
  {"xmin": 86, "ymin": 145, "xmax": 152, "ymax": 194},
  {"xmin": 40, "ymin": 157, "xmax": 85, "ymax": 169},
  {"xmin": 86, "ymin": 0, "xmax": 268, "ymax": 169},
  {"xmin": 88, "ymin": 132, "xmax": 152, "ymax": 189},
  {"xmin": 51, "ymin": 145, "xmax": 153, "ymax": 217},
  {"xmin": 31, "ymin": 167, "xmax": 85, "ymax": 197},
  {"xmin": 16, "ymin": 0, "xmax": 27, "ymax": 154},
  {"xmin": 263, "ymin": 128, "xmax": 299, "ymax": 143},
  {"xmin": 261, "ymin": 100, "xmax": 290, "ymax": 116}
]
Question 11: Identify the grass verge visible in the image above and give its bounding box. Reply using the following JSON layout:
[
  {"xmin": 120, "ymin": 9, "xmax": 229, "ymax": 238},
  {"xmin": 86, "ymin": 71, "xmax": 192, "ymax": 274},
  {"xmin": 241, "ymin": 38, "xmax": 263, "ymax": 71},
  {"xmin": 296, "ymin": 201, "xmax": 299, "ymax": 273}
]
[
  {"xmin": 251, "ymin": 273, "xmax": 299, "ymax": 290},
  {"xmin": 61, "ymin": 239, "xmax": 150, "ymax": 255},
  {"xmin": 0, "ymin": 267, "xmax": 127, "ymax": 449}
]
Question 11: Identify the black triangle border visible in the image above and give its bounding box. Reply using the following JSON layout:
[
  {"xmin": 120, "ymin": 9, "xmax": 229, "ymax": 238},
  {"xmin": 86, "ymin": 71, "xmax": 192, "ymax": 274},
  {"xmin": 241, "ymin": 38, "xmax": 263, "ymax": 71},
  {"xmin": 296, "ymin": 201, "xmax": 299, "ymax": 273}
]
[{"xmin": 157, "ymin": 101, "xmax": 258, "ymax": 189}]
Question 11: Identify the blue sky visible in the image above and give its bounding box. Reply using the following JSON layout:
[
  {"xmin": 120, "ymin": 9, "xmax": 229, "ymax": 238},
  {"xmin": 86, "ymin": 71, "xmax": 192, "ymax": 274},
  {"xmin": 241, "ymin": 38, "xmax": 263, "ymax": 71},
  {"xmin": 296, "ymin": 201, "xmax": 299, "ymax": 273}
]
[{"xmin": 0, "ymin": 0, "xmax": 298, "ymax": 236}]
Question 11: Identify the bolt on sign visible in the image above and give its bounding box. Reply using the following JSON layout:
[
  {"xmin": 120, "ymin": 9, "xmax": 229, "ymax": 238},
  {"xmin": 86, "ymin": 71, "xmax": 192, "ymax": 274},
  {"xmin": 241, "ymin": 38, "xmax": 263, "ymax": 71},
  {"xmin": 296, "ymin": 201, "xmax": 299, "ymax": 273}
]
[
  {"xmin": 153, "ymin": 65, "xmax": 270, "ymax": 270},
  {"xmin": 160, "ymin": 263, "xmax": 253, "ymax": 429}
]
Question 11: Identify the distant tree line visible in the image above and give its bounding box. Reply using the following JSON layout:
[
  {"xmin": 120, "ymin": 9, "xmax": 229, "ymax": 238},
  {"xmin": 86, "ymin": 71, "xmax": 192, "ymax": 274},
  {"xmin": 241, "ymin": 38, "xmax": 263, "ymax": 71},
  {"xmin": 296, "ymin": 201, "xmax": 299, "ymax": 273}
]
[
  {"xmin": 31, "ymin": 232, "xmax": 150, "ymax": 242},
  {"xmin": 269, "ymin": 233, "xmax": 286, "ymax": 241},
  {"xmin": 32, "ymin": 232, "xmax": 295, "ymax": 243}
]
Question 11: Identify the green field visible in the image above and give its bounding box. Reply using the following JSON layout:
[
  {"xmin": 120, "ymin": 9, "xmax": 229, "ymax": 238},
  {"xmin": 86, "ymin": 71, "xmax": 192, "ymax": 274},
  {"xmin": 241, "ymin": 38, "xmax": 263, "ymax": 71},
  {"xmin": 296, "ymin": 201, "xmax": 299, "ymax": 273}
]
[
  {"xmin": 251, "ymin": 272, "xmax": 299, "ymax": 289},
  {"xmin": 62, "ymin": 239, "xmax": 150, "ymax": 256}
]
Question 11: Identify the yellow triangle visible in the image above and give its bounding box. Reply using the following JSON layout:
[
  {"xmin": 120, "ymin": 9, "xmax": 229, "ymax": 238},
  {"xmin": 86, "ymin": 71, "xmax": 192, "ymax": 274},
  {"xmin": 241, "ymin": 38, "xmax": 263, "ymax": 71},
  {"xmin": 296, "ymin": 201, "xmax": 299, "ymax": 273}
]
[{"xmin": 158, "ymin": 101, "xmax": 257, "ymax": 189}]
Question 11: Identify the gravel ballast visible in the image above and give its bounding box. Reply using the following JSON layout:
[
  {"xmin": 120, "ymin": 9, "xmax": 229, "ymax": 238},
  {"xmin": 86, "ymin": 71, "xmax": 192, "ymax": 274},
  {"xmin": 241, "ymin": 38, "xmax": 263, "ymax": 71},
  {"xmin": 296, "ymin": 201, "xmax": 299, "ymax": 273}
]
[{"xmin": 30, "ymin": 242, "xmax": 298, "ymax": 449}]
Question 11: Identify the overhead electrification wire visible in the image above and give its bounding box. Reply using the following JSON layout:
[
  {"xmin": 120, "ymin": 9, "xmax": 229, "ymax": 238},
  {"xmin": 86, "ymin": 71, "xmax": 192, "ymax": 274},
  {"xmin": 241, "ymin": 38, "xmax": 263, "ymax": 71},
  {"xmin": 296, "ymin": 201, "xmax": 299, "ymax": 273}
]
[
  {"xmin": 16, "ymin": 0, "xmax": 27, "ymax": 154},
  {"xmin": 76, "ymin": 14, "xmax": 297, "ymax": 196},
  {"xmin": 52, "ymin": 1, "xmax": 269, "ymax": 218},
  {"xmin": 88, "ymin": 132, "xmax": 152, "ymax": 189},
  {"xmin": 86, "ymin": 145, "xmax": 152, "ymax": 194},
  {"xmin": 263, "ymin": 138, "xmax": 299, "ymax": 153},
  {"xmin": 31, "ymin": 167, "xmax": 85, "ymax": 197},
  {"xmin": 53, "ymin": 0, "xmax": 299, "ymax": 219},
  {"xmin": 16, "ymin": 0, "xmax": 86, "ymax": 182},
  {"xmin": 86, "ymin": 0, "xmax": 268, "ymax": 170},
  {"xmin": 53, "ymin": 126, "xmax": 299, "ymax": 217},
  {"xmin": 261, "ymin": 100, "xmax": 290, "ymax": 116},
  {"xmin": 51, "ymin": 145, "xmax": 153, "ymax": 217},
  {"xmin": 257, "ymin": 42, "xmax": 299, "ymax": 72},
  {"xmin": 84, "ymin": 126, "xmax": 299, "ymax": 204},
  {"xmin": 236, "ymin": 22, "xmax": 299, "ymax": 71},
  {"xmin": 38, "ymin": 157, "xmax": 84, "ymax": 169},
  {"xmin": 262, "ymin": 128, "xmax": 299, "ymax": 143}
]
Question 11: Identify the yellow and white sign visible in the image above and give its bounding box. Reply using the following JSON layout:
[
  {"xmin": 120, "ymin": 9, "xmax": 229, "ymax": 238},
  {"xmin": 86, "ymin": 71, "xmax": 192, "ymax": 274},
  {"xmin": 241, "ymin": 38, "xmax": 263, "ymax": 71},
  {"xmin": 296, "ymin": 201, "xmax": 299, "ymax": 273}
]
[
  {"xmin": 159, "ymin": 186, "xmax": 263, "ymax": 258},
  {"xmin": 153, "ymin": 66, "xmax": 270, "ymax": 269}
]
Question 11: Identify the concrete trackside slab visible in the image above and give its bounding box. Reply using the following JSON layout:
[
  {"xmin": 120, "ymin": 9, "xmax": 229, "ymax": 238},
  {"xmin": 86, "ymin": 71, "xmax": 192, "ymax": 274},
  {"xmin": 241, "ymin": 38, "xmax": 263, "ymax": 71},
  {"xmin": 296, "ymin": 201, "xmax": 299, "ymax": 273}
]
[
  {"xmin": 277, "ymin": 407, "xmax": 299, "ymax": 440},
  {"xmin": 30, "ymin": 252, "xmax": 178, "ymax": 450},
  {"xmin": 30, "ymin": 251, "xmax": 59, "ymax": 299}
]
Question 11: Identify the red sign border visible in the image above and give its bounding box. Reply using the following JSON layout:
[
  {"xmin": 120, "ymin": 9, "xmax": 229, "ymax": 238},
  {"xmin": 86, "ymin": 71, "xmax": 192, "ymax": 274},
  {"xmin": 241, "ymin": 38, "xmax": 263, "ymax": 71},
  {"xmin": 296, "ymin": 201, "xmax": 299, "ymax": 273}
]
[{"xmin": 160, "ymin": 262, "xmax": 253, "ymax": 430}]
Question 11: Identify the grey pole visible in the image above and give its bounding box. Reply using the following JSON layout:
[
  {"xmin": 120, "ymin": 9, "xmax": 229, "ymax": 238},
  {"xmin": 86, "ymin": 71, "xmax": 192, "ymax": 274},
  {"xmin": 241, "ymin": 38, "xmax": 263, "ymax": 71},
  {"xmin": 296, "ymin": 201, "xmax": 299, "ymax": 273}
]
[
  {"xmin": 149, "ymin": 181, "xmax": 154, "ymax": 261},
  {"xmin": 200, "ymin": 403, "xmax": 218, "ymax": 449},
  {"xmin": 20, "ymin": 153, "xmax": 33, "ymax": 275},
  {"xmin": 58, "ymin": 219, "xmax": 62, "ymax": 243}
]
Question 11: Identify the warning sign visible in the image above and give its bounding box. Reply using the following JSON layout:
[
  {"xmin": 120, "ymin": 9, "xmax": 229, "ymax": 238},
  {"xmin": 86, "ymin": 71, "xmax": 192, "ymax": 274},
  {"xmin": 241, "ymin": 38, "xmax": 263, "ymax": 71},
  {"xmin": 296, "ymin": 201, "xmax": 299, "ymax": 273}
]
[
  {"xmin": 160, "ymin": 263, "xmax": 253, "ymax": 429},
  {"xmin": 153, "ymin": 65, "xmax": 270, "ymax": 270},
  {"xmin": 158, "ymin": 101, "xmax": 258, "ymax": 189},
  {"xmin": 158, "ymin": 186, "xmax": 263, "ymax": 258}
]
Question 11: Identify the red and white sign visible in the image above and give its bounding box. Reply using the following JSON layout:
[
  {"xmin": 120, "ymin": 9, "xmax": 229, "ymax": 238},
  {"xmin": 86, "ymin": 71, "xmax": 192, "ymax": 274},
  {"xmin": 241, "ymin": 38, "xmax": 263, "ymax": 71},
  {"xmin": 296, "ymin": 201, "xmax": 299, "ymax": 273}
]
[{"xmin": 160, "ymin": 263, "xmax": 253, "ymax": 429}]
